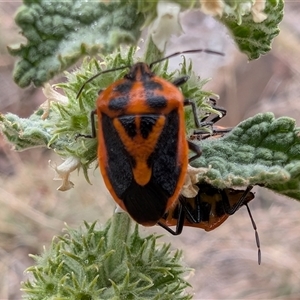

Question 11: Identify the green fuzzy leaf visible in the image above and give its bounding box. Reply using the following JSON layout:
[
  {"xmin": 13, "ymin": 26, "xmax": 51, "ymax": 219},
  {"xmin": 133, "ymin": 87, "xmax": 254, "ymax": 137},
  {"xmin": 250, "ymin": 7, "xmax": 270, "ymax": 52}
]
[
  {"xmin": 220, "ymin": 0, "xmax": 284, "ymax": 60},
  {"xmin": 22, "ymin": 214, "xmax": 192, "ymax": 300},
  {"xmin": 8, "ymin": 0, "xmax": 144, "ymax": 87},
  {"xmin": 0, "ymin": 111, "xmax": 51, "ymax": 150},
  {"xmin": 192, "ymin": 112, "xmax": 300, "ymax": 200},
  {"xmin": 8, "ymin": 0, "xmax": 284, "ymax": 88}
]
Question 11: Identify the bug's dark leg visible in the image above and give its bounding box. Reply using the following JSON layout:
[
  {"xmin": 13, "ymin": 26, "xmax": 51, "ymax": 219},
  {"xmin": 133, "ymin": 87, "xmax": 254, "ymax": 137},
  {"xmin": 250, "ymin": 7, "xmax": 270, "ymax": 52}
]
[
  {"xmin": 194, "ymin": 126, "xmax": 233, "ymax": 140},
  {"xmin": 180, "ymin": 194, "xmax": 202, "ymax": 224},
  {"xmin": 173, "ymin": 75, "xmax": 202, "ymax": 128},
  {"xmin": 206, "ymin": 106, "xmax": 227, "ymax": 125},
  {"xmin": 173, "ymin": 76, "xmax": 201, "ymax": 128},
  {"xmin": 172, "ymin": 76, "xmax": 190, "ymax": 87},
  {"xmin": 211, "ymin": 126, "xmax": 232, "ymax": 135},
  {"xmin": 177, "ymin": 79, "xmax": 227, "ymax": 159},
  {"xmin": 224, "ymin": 185, "xmax": 254, "ymax": 215},
  {"xmin": 184, "ymin": 97, "xmax": 229, "ymax": 139},
  {"xmin": 184, "ymin": 99, "xmax": 201, "ymax": 128},
  {"xmin": 173, "ymin": 76, "xmax": 226, "ymax": 130},
  {"xmin": 182, "ymin": 95, "xmax": 203, "ymax": 162},
  {"xmin": 195, "ymin": 98, "xmax": 227, "ymax": 132},
  {"xmin": 157, "ymin": 192, "xmax": 203, "ymax": 235},
  {"xmin": 209, "ymin": 98, "xmax": 217, "ymax": 106},
  {"xmin": 76, "ymin": 109, "xmax": 97, "ymax": 139},
  {"xmin": 195, "ymin": 98, "xmax": 225, "ymax": 124},
  {"xmin": 157, "ymin": 203, "xmax": 185, "ymax": 235},
  {"xmin": 185, "ymin": 100, "xmax": 230, "ymax": 160},
  {"xmin": 188, "ymin": 140, "xmax": 202, "ymax": 162}
]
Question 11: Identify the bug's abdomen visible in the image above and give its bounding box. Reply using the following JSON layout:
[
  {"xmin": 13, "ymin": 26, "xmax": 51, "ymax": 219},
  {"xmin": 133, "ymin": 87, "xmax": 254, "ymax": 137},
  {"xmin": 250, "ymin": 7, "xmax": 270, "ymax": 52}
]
[{"xmin": 99, "ymin": 109, "xmax": 186, "ymax": 225}]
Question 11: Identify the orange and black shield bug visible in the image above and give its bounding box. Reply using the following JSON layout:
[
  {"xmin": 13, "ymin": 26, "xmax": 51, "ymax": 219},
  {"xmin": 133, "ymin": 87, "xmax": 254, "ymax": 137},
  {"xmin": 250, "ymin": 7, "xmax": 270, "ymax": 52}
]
[
  {"xmin": 77, "ymin": 49, "xmax": 224, "ymax": 226},
  {"xmin": 158, "ymin": 183, "xmax": 261, "ymax": 264}
]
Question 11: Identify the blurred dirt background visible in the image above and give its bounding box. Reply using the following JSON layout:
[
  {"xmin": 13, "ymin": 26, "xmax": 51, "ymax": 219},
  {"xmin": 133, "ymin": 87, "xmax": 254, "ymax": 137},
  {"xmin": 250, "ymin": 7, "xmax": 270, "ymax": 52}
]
[{"xmin": 0, "ymin": 2, "xmax": 300, "ymax": 299}]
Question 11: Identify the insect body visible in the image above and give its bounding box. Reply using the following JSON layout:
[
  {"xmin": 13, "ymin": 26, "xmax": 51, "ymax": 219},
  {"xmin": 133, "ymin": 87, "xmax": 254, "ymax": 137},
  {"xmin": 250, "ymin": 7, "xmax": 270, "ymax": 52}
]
[
  {"xmin": 77, "ymin": 49, "xmax": 224, "ymax": 226},
  {"xmin": 97, "ymin": 63, "xmax": 193, "ymax": 226}
]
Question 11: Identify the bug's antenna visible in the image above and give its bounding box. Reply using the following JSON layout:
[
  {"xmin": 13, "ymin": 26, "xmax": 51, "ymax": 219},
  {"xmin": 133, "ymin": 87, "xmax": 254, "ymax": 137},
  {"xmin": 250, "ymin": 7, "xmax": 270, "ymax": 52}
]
[
  {"xmin": 245, "ymin": 203, "xmax": 261, "ymax": 265},
  {"xmin": 149, "ymin": 48, "xmax": 224, "ymax": 69},
  {"xmin": 76, "ymin": 65, "xmax": 130, "ymax": 99},
  {"xmin": 77, "ymin": 48, "xmax": 224, "ymax": 98}
]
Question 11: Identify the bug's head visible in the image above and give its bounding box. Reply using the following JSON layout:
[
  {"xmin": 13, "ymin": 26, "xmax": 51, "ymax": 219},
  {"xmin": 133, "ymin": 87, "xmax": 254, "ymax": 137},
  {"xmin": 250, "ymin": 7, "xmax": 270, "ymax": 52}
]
[{"xmin": 125, "ymin": 62, "xmax": 154, "ymax": 81}]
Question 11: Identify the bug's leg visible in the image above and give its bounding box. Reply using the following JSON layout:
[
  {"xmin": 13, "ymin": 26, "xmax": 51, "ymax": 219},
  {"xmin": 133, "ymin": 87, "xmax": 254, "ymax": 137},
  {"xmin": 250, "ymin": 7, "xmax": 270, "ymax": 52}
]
[
  {"xmin": 193, "ymin": 98, "xmax": 228, "ymax": 135},
  {"xmin": 225, "ymin": 185, "xmax": 254, "ymax": 215},
  {"xmin": 184, "ymin": 99, "xmax": 201, "ymax": 128},
  {"xmin": 172, "ymin": 76, "xmax": 190, "ymax": 87},
  {"xmin": 194, "ymin": 98, "xmax": 225, "ymax": 124},
  {"xmin": 194, "ymin": 126, "xmax": 233, "ymax": 140},
  {"xmin": 75, "ymin": 109, "xmax": 97, "ymax": 139},
  {"xmin": 205, "ymin": 102, "xmax": 227, "ymax": 125},
  {"xmin": 177, "ymin": 80, "xmax": 227, "ymax": 158},
  {"xmin": 211, "ymin": 126, "xmax": 232, "ymax": 135},
  {"xmin": 184, "ymin": 98, "xmax": 229, "ymax": 136},
  {"xmin": 188, "ymin": 140, "xmax": 202, "ymax": 162},
  {"xmin": 182, "ymin": 97, "xmax": 203, "ymax": 161},
  {"xmin": 157, "ymin": 193, "xmax": 203, "ymax": 235},
  {"xmin": 173, "ymin": 75, "xmax": 202, "ymax": 129},
  {"xmin": 209, "ymin": 107, "xmax": 227, "ymax": 124},
  {"xmin": 173, "ymin": 76, "xmax": 222, "ymax": 130},
  {"xmin": 157, "ymin": 202, "xmax": 185, "ymax": 236},
  {"xmin": 180, "ymin": 194, "xmax": 202, "ymax": 224},
  {"xmin": 185, "ymin": 99, "xmax": 230, "ymax": 159}
]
